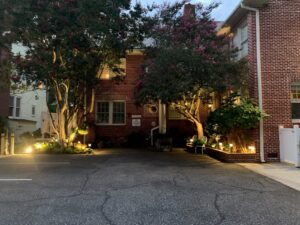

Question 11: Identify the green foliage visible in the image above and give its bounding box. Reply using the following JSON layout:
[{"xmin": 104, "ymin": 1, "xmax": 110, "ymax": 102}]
[
  {"xmin": 206, "ymin": 93, "xmax": 266, "ymax": 137},
  {"xmin": 136, "ymin": 2, "xmax": 247, "ymax": 105},
  {"xmin": 40, "ymin": 141, "xmax": 92, "ymax": 154},
  {"xmin": 6, "ymin": 0, "xmax": 153, "ymax": 141}
]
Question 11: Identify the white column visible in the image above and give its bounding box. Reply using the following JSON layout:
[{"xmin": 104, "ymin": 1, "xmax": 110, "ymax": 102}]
[{"xmin": 158, "ymin": 100, "xmax": 167, "ymax": 134}]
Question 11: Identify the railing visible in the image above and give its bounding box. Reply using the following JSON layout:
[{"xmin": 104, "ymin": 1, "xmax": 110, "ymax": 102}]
[
  {"xmin": 150, "ymin": 126, "xmax": 159, "ymax": 146},
  {"xmin": 0, "ymin": 131, "xmax": 15, "ymax": 155}
]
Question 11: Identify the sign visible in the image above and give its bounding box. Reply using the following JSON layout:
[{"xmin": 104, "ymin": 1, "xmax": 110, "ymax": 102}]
[{"xmin": 132, "ymin": 119, "xmax": 141, "ymax": 127}]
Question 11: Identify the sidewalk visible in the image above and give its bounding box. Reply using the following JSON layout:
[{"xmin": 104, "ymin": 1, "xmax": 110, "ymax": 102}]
[{"xmin": 239, "ymin": 163, "xmax": 300, "ymax": 192}]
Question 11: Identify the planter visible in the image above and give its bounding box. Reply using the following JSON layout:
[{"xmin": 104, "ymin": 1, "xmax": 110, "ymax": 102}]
[{"xmin": 206, "ymin": 147, "xmax": 260, "ymax": 163}]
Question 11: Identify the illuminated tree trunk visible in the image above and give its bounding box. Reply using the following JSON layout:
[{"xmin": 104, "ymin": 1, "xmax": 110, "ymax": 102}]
[{"xmin": 195, "ymin": 121, "xmax": 204, "ymax": 139}]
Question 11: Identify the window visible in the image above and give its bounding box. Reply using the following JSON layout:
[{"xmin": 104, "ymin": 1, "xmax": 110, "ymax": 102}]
[
  {"xmin": 32, "ymin": 105, "xmax": 36, "ymax": 117},
  {"xmin": 231, "ymin": 22, "xmax": 248, "ymax": 60},
  {"xmin": 168, "ymin": 106, "xmax": 185, "ymax": 120},
  {"xmin": 240, "ymin": 24, "xmax": 248, "ymax": 58},
  {"xmin": 96, "ymin": 101, "xmax": 125, "ymax": 125},
  {"xmin": 291, "ymin": 84, "xmax": 300, "ymax": 120},
  {"xmin": 9, "ymin": 96, "xmax": 21, "ymax": 118},
  {"xmin": 99, "ymin": 58, "xmax": 126, "ymax": 80},
  {"xmin": 15, "ymin": 97, "xmax": 21, "ymax": 117},
  {"xmin": 113, "ymin": 102, "xmax": 125, "ymax": 124},
  {"xmin": 9, "ymin": 96, "xmax": 14, "ymax": 117}
]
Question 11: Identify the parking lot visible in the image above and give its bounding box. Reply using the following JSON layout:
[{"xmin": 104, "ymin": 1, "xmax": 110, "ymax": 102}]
[{"xmin": 0, "ymin": 149, "xmax": 299, "ymax": 225}]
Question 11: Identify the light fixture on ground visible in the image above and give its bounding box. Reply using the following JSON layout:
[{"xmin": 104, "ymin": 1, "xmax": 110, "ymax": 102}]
[{"xmin": 25, "ymin": 146, "xmax": 33, "ymax": 154}]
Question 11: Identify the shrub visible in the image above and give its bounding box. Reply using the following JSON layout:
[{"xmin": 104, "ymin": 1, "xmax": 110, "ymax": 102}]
[{"xmin": 205, "ymin": 93, "xmax": 266, "ymax": 152}]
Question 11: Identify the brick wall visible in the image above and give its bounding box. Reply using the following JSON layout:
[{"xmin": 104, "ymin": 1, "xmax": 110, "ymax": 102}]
[
  {"xmin": 247, "ymin": 0, "xmax": 300, "ymax": 161},
  {"xmin": 88, "ymin": 54, "xmax": 159, "ymax": 145}
]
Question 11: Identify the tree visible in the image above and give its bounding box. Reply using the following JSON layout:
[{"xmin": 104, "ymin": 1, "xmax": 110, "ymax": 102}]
[
  {"xmin": 8, "ymin": 0, "xmax": 152, "ymax": 144},
  {"xmin": 136, "ymin": 2, "xmax": 247, "ymax": 139}
]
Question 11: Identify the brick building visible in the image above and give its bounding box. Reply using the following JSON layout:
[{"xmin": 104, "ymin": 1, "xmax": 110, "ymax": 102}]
[
  {"xmin": 86, "ymin": 51, "xmax": 194, "ymax": 147},
  {"xmin": 223, "ymin": 0, "xmax": 300, "ymax": 162}
]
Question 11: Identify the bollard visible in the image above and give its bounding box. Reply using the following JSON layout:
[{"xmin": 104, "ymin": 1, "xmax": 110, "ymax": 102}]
[
  {"xmin": 10, "ymin": 133, "xmax": 15, "ymax": 155},
  {"xmin": 5, "ymin": 130, "xmax": 9, "ymax": 155},
  {"xmin": 0, "ymin": 133, "xmax": 5, "ymax": 155}
]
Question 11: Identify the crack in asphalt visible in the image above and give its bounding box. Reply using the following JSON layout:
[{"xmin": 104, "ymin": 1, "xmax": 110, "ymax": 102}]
[
  {"xmin": 214, "ymin": 193, "xmax": 225, "ymax": 225},
  {"xmin": 100, "ymin": 191, "xmax": 115, "ymax": 225}
]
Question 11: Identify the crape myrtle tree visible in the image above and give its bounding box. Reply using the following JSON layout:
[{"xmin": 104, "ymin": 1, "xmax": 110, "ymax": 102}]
[
  {"xmin": 136, "ymin": 1, "xmax": 247, "ymax": 139},
  {"xmin": 8, "ymin": 0, "xmax": 153, "ymax": 144}
]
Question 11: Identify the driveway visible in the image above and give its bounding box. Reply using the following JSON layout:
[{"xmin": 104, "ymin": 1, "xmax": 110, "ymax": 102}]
[{"xmin": 0, "ymin": 149, "xmax": 299, "ymax": 225}]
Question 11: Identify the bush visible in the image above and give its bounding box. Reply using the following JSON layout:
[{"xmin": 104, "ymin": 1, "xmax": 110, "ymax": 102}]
[
  {"xmin": 205, "ymin": 93, "xmax": 266, "ymax": 152},
  {"xmin": 34, "ymin": 141, "xmax": 92, "ymax": 154}
]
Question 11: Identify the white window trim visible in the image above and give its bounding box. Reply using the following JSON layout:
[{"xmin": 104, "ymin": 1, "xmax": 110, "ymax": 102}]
[
  {"xmin": 95, "ymin": 100, "xmax": 126, "ymax": 126},
  {"xmin": 9, "ymin": 96, "xmax": 21, "ymax": 118},
  {"xmin": 291, "ymin": 84, "xmax": 300, "ymax": 120}
]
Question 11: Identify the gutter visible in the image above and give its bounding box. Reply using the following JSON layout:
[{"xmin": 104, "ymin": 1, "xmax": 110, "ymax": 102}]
[{"xmin": 240, "ymin": 3, "xmax": 265, "ymax": 163}]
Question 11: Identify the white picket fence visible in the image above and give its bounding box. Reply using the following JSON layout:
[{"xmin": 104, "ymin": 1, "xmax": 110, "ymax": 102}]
[{"xmin": 279, "ymin": 125, "xmax": 300, "ymax": 167}]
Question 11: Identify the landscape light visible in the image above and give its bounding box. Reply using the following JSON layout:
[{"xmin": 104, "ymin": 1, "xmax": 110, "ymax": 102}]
[
  {"xmin": 248, "ymin": 146, "xmax": 256, "ymax": 153},
  {"xmin": 25, "ymin": 146, "xmax": 33, "ymax": 154}
]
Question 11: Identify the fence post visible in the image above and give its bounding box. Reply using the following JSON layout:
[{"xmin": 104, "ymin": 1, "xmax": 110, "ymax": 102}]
[
  {"xmin": 0, "ymin": 133, "xmax": 5, "ymax": 155},
  {"xmin": 295, "ymin": 125, "xmax": 300, "ymax": 168},
  {"xmin": 10, "ymin": 132, "xmax": 15, "ymax": 155}
]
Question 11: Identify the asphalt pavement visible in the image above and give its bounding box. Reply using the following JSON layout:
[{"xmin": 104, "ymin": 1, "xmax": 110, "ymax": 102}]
[{"xmin": 0, "ymin": 149, "xmax": 299, "ymax": 225}]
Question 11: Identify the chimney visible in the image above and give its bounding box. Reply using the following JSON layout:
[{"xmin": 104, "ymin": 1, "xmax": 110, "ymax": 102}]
[{"xmin": 183, "ymin": 3, "xmax": 196, "ymax": 19}]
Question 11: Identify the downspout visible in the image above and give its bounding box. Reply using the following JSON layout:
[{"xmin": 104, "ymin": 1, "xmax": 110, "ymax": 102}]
[{"xmin": 240, "ymin": 3, "xmax": 265, "ymax": 162}]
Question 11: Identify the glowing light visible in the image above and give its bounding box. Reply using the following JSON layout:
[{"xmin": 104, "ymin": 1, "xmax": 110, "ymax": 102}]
[
  {"xmin": 229, "ymin": 144, "xmax": 233, "ymax": 148},
  {"xmin": 219, "ymin": 142, "xmax": 223, "ymax": 146},
  {"xmin": 88, "ymin": 144, "xmax": 92, "ymax": 148},
  {"xmin": 25, "ymin": 146, "xmax": 33, "ymax": 154},
  {"xmin": 34, "ymin": 143, "xmax": 42, "ymax": 149},
  {"xmin": 190, "ymin": 138, "xmax": 194, "ymax": 143},
  {"xmin": 208, "ymin": 104, "xmax": 213, "ymax": 108},
  {"xmin": 248, "ymin": 146, "xmax": 256, "ymax": 153}
]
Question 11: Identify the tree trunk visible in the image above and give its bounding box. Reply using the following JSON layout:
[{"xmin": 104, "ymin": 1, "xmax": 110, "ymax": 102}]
[
  {"xmin": 195, "ymin": 121, "xmax": 204, "ymax": 139},
  {"xmin": 58, "ymin": 109, "xmax": 66, "ymax": 142}
]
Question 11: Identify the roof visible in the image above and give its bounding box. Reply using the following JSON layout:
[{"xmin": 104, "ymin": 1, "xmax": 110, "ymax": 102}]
[{"xmin": 221, "ymin": 0, "xmax": 268, "ymax": 29}]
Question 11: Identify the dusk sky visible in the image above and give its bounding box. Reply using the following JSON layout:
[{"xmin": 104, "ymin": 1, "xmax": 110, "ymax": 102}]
[{"xmin": 140, "ymin": 0, "xmax": 241, "ymax": 21}]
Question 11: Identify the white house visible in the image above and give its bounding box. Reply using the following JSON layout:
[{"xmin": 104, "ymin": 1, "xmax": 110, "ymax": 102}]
[{"xmin": 9, "ymin": 89, "xmax": 48, "ymax": 143}]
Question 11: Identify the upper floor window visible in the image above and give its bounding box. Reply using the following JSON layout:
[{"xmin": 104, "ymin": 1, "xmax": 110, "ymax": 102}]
[
  {"xmin": 32, "ymin": 105, "xmax": 36, "ymax": 117},
  {"xmin": 9, "ymin": 96, "xmax": 21, "ymax": 118},
  {"xmin": 231, "ymin": 22, "xmax": 248, "ymax": 60},
  {"xmin": 240, "ymin": 24, "xmax": 248, "ymax": 58},
  {"xmin": 96, "ymin": 101, "xmax": 125, "ymax": 125},
  {"xmin": 99, "ymin": 58, "xmax": 126, "ymax": 80},
  {"xmin": 291, "ymin": 84, "xmax": 300, "ymax": 120}
]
